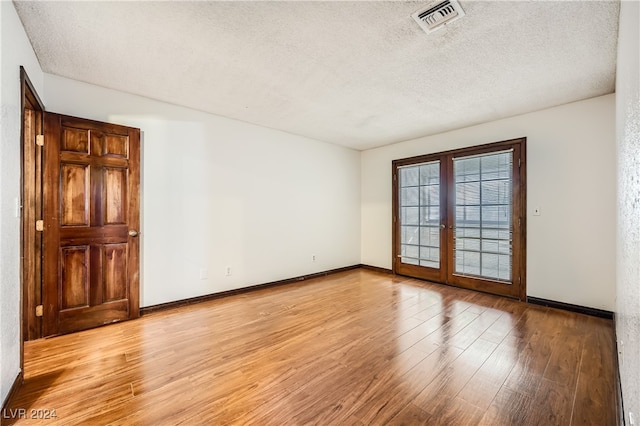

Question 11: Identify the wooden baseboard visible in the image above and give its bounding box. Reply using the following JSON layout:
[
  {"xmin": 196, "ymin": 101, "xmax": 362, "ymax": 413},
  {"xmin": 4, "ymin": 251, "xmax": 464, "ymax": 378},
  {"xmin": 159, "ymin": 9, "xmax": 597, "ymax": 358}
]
[
  {"xmin": 527, "ymin": 296, "xmax": 613, "ymax": 319},
  {"xmin": 359, "ymin": 264, "xmax": 394, "ymax": 275},
  {"xmin": 1, "ymin": 371, "xmax": 23, "ymax": 426},
  {"xmin": 140, "ymin": 265, "xmax": 361, "ymax": 315}
]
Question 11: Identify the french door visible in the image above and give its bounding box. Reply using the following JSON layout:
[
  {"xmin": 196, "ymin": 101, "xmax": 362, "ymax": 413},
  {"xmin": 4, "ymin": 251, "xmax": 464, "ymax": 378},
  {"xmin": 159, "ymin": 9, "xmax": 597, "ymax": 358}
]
[{"xmin": 392, "ymin": 138, "xmax": 526, "ymax": 300}]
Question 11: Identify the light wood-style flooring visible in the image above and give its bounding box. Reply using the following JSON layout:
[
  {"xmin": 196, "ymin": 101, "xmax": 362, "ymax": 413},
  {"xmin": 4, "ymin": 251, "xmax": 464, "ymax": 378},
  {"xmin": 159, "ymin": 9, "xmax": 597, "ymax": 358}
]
[{"xmin": 4, "ymin": 269, "xmax": 618, "ymax": 425}]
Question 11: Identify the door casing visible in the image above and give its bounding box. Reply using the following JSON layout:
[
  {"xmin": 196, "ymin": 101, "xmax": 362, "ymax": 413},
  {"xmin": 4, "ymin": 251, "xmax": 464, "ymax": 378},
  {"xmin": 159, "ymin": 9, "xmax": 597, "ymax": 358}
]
[{"xmin": 20, "ymin": 67, "xmax": 45, "ymax": 351}]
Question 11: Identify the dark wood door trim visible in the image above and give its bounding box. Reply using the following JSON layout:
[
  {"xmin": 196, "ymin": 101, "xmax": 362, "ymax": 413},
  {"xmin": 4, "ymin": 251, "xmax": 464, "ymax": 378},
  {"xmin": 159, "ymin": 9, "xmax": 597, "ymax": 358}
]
[
  {"xmin": 20, "ymin": 66, "xmax": 45, "ymax": 349},
  {"xmin": 21, "ymin": 66, "xmax": 45, "ymax": 111}
]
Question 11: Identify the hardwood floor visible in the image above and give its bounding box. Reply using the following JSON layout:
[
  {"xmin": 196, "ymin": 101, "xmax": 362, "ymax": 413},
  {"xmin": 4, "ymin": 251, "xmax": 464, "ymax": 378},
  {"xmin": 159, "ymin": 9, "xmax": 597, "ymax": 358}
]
[{"xmin": 4, "ymin": 269, "xmax": 617, "ymax": 425}]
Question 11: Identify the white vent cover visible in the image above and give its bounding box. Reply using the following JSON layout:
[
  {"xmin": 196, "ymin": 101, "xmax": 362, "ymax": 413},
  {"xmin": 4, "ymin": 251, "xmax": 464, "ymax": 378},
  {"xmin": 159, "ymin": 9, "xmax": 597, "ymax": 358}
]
[{"xmin": 412, "ymin": 0, "xmax": 465, "ymax": 34}]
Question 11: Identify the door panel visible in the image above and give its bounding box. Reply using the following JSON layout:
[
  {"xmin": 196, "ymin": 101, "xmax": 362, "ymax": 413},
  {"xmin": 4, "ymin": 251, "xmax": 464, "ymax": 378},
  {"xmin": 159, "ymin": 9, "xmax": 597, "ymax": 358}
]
[
  {"xmin": 103, "ymin": 244, "xmax": 128, "ymax": 302},
  {"xmin": 43, "ymin": 113, "xmax": 140, "ymax": 336},
  {"xmin": 60, "ymin": 246, "xmax": 90, "ymax": 309},
  {"xmin": 104, "ymin": 168, "xmax": 127, "ymax": 224},
  {"xmin": 61, "ymin": 128, "xmax": 89, "ymax": 153},
  {"xmin": 104, "ymin": 134, "xmax": 129, "ymax": 157},
  {"xmin": 60, "ymin": 164, "xmax": 89, "ymax": 226},
  {"xmin": 447, "ymin": 146, "xmax": 522, "ymax": 298},
  {"xmin": 452, "ymin": 151, "xmax": 512, "ymax": 281},
  {"xmin": 393, "ymin": 157, "xmax": 447, "ymax": 283}
]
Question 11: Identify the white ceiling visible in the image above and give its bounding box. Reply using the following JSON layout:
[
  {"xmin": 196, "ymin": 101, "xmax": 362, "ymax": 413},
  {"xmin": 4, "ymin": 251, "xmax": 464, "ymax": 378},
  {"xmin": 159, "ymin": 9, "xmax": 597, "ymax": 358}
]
[{"xmin": 14, "ymin": 1, "xmax": 620, "ymax": 150}]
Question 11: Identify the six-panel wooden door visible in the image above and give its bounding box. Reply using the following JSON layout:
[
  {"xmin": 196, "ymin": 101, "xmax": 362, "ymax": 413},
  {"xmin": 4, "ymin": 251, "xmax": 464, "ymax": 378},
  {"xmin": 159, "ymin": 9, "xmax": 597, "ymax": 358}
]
[{"xmin": 43, "ymin": 113, "xmax": 140, "ymax": 336}]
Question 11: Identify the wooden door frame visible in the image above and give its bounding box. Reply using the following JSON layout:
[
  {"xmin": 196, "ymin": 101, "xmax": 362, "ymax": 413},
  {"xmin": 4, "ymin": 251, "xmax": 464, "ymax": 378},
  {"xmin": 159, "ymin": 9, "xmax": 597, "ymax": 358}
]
[
  {"xmin": 20, "ymin": 67, "xmax": 46, "ymax": 360},
  {"xmin": 392, "ymin": 137, "xmax": 527, "ymax": 301}
]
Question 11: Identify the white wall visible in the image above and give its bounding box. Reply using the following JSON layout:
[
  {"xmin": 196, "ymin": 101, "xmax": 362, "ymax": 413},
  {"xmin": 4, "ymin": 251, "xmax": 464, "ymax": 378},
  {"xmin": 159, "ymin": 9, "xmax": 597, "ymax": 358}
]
[
  {"xmin": 362, "ymin": 94, "xmax": 616, "ymax": 311},
  {"xmin": 0, "ymin": 1, "xmax": 45, "ymax": 405},
  {"xmin": 43, "ymin": 74, "xmax": 361, "ymax": 307},
  {"xmin": 616, "ymin": 0, "xmax": 640, "ymax": 422}
]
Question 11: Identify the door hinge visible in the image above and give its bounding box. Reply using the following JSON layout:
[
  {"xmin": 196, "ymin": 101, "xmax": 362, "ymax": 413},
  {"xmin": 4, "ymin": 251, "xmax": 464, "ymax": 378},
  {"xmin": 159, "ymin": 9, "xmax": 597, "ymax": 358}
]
[
  {"xmin": 36, "ymin": 220, "xmax": 44, "ymax": 231},
  {"xmin": 36, "ymin": 135, "xmax": 44, "ymax": 146},
  {"xmin": 518, "ymin": 158, "xmax": 521, "ymax": 168},
  {"xmin": 35, "ymin": 305, "xmax": 43, "ymax": 317}
]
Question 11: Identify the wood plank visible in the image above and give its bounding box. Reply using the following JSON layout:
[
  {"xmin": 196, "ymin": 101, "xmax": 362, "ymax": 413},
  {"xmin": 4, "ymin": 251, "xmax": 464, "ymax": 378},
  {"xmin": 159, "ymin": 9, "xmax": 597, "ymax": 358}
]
[
  {"xmin": 457, "ymin": 334, "xmax": 526, "ymax": 410},
  {"xmin": 531, "ymin": 378, "xmax": 574, "ymax": 426},
  {"xmin": 427, "ymin": 397, "xmax": 485, "ymax": 425},
  {"xmin": 352, "ymin": 344, "xmax": 465, "ymax": 424},
  {"xmin": 412, "ymin": 337, "xmax": 498, "ymax": 413},
  {"xmin": 543, "ymin": 333, "xmax": 583, "ymax": 386},
  {"xmin": 479, "ymin": 386, "xmax": 536, "ymax": 425},
  {"xmin": 387, "ymin": 403, "xmax": 431, "ymax": 425},
  {"xmin": 502, "ymin": 307, "xmax": 556, "ymax": 396}
]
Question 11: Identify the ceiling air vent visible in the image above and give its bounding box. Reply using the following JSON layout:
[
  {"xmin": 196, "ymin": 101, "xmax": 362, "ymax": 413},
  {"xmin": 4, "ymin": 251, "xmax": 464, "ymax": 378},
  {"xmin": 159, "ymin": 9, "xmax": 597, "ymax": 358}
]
[{"xmin": 411, "ymin": 0, "xmax": 465, "ymax": 34}]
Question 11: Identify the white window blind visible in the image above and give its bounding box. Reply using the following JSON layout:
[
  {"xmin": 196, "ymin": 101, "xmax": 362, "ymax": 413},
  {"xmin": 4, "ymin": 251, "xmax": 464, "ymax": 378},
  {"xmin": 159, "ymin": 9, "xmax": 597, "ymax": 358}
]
[{"xmin": 453, "ymin": 150, "xmax": 512, "ymax": 282}]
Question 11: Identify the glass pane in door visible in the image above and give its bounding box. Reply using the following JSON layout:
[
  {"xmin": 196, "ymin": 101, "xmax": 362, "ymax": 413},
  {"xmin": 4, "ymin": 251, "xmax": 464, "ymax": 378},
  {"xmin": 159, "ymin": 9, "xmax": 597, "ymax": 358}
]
[
  {"xmin": 453, "ymin": 150, "xmax": 512, "ymax": 282},
  {"xmin": 399, "ymin": 161, "xmax": 440, "ymax": 268}
]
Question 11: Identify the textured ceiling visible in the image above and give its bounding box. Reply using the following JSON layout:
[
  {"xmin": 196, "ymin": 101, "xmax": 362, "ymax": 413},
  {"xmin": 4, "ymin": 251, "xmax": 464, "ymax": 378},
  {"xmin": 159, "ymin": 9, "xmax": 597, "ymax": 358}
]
[{"xmin": 14, "ymin": 1, "xmax": 619, "ymax": 150}]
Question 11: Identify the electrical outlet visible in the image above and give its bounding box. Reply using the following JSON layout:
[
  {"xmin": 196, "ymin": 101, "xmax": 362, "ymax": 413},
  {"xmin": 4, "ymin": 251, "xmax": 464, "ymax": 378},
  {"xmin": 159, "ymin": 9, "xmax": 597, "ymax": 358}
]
[
  {"xmin": 629, "ymin": 411, "xmax": 635, "ymax": 425},
  {"xmin": 312, "ymin": 255, "xmax": 316, "ymax": 262},
  {"xmin": 225, "ymin": 266, "xmax": 232, "ymax": 277},
  {"xmin": 199, "ymin": 268, "xmax": 208, "ymax": 280}
]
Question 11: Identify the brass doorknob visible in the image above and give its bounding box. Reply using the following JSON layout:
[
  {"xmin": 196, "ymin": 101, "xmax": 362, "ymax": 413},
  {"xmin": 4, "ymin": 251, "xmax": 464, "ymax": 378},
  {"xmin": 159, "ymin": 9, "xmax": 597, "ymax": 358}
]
[{"xmin": 128, "ymin": 230, "xmax": 139, "ymax": 237}]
